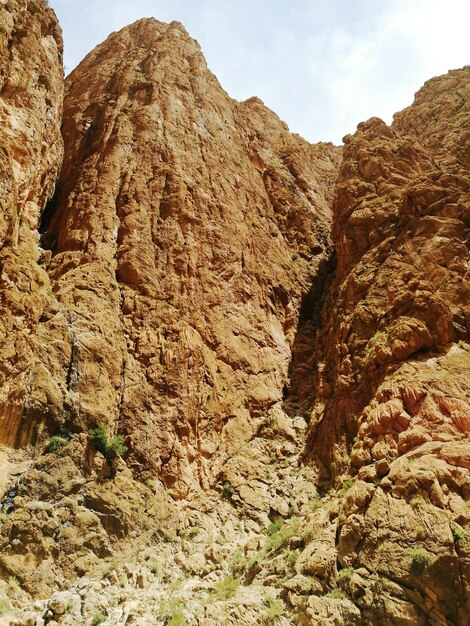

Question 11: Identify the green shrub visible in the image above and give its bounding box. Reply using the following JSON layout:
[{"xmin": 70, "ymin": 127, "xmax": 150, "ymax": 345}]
[
  {"xmin": 222, "ymin": 481, "xmax": 235, "ymax": 499},
  {"xmin": 159, "ymin": 598, "xmax": 186, "ymax": 626},
  {"xmin": 89, "ymin": 425, "xmax": 110, "ymax": 454},
  {"xmin": 89, "ymin": 425, "xmax": 127, "ymax": 458},
  {"xmin": 89, "ymin": 425, "xmax": 127, "ymax": 475},
  {"xmin": 91, "ymin": 613, "xmax": 106, "ymax": 626},
  {"xmin": 409, "ymin": 545, "xmax": 430, "ymax": 569},
  {"xmin": 266, "ymin": 518, "xmax": 284, "ymax": 536},
  {"xmin": 264, "ymin": 594, "xmax": 285, "ymax": 620},
  {"xmin": 45, "ymin": 435, "xmax": 69, "ymax": 453},
  {"xmin": 0, "ymin": 596, "xmax": 11, "ymax": 616},
  {"xmin": 106, "ymin": 435, "xmax": 127, "ymax": 459},
  {"xmin": 453, "ymin": 526, "xmax": 467, "ymax": 544},
  {"xmin": 210, "ymin": 575, "xmax": 240, "ymax": 601},
  {"xmin": 326, "ymin": 588, "xmax": 347, "ymax": 599}
]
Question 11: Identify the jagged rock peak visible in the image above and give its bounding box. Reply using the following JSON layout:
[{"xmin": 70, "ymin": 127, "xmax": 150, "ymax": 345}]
[
  {"xmin": 0, "ymin": 4, "xmax": 468, "ymax": 624},
  {"xmin": 67, "ymin": 17, "xmax": 206, "ymax": 87},
  {"xmin": 3, "ymin": 3, "xmax": 341, "ymax": 519}
]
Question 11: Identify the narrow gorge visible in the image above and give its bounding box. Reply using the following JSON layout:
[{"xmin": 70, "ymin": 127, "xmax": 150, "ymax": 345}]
[{"xmin": 0, "ymin": 2, "xmax": 468, "ymax": 625}]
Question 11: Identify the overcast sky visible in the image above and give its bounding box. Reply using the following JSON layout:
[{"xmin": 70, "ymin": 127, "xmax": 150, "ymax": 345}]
[{"xmin": 49, "ymin": 0, "xmax": 470, "ymax": 144}]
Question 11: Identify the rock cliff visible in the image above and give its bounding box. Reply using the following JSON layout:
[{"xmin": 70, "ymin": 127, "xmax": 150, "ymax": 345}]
[
  {"xmin": 41, "ymin": 17, "xmax": 340, "ymax": 499},
  {"xmin": 306, "ymin": 68, "xmax": 470, "ymax": 625},
  {"xmin": 0, "ymin": 0, "xmax": 63, "ymax": 449},
  {"xmin": 0, "ymin": 2, "xmax": 468, "ymax": 625}
]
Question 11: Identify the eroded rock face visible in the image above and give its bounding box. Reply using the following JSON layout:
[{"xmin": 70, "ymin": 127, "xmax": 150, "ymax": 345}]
[
  {"xmin": 307, "ymin": 68, "xmax": 470, "ymax": 624},
  {"xmin": 0, "ymin": 12, "xmax": 341, "ymax": 600},
  {"xmin": 0, "ymin": 4, "xmax": 468, "ymax": 624},
  {"xmin": 0, "ymin": 0, "xmax": 63, "ymax": 446},
  {"xmin": 40, "ymin": 18, "xmax": 340, "ymax": 497}
]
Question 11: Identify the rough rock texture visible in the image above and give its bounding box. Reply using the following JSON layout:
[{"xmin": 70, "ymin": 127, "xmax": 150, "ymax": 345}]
[
  {"xmin": 0, "ymin": 0, "xmax": 63, "ymax": 448},
  {"xmin": 0, "ymin": 8, "xmax": 341, "ymax": 603},
  {"xmin": 307, "ymin": 68, "xmax": 470, "ymax": 624},
  {"xmin": 39, "ymin": 18, "xmax": 340, "ymax": 498},
  {"xmin": 0, "ymin": 3, "xmax": 469, "ymax": 625}
]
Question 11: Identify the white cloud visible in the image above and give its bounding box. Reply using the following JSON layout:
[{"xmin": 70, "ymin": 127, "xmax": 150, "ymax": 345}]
[{"xmin": 49, "ymin": 0, "xmax": 470, "ymax": 144}]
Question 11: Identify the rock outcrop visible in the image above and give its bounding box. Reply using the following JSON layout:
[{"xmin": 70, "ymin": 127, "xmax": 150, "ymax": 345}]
[
  {"xmin": 38, "ymin": 17, "xmax": 340, "ymax": 498},
  {"xmin": 307, "ymin": 68, "xmax": 470, "ymax": 624},
  {"xmin": 0, "ymin": 0, "xmax": 63, "ymax": 448},
  {"xmin": 0, "ymin": 2, "xmax": 468, "ymax": 624}
]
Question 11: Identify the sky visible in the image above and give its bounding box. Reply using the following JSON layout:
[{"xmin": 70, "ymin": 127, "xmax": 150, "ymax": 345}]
[{"xmin": 49, "ymin": 0, "xmax": 470, "ymax": 144}]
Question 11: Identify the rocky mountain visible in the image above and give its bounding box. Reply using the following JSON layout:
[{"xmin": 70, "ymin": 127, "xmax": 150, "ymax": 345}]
[{"xmin": 0, "ymin": 2, "xmax": 468, "ymax": 625}]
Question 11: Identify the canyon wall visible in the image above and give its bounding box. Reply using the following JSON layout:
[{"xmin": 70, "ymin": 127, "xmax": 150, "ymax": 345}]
[
  {"xmin": 0, "ymin": 0, "xmax": 63, "ymax": 448},
  {"xmin": 0, "ymin": 2, "xmax": 468, "ymax": 624},
  {"xmin": 307, "ymin": 69, "xmax": 470, "ymax": 624},
  {"xmin": 40, "ymin": 17, "xmax": 340, "ymax": 498}
]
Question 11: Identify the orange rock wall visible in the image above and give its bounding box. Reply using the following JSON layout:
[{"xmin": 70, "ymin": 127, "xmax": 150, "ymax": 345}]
[{"xmin": 0, "ymin": 0, "xmax": 64, "ymax": 447}]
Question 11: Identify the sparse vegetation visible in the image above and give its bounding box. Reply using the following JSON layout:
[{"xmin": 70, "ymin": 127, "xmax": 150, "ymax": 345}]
[
  {"xmin": 209, "ymin": 575, "xmax": 240, "ymax": 601},
  {"xmin": 149, "ymin": 562, "xmax": 162, "ymax": 576},
  {"xmin": 265, "ymin": 517, "xmax": 300, "ymax": 553},
  {"xmin": 338, "ymin": 566, "xmax": 354, "ymax": 580},
  {"xmin": 264, "ymin": 593, "xmax": 285, "ymax": 620},
  {"xmin": 266, "ymin": 517, "xmax": 284, "ymax": 536},
  {"xmin": 91, "ymin": 613, "xmax": 106, "ymax": 626},
  {"xmin": 101, "ymin": 557, "xmax": 119, "ymax": 579},
  {"xmin": 7, "ymin": 576, "xmax": 19, "ymax": 592},
  {"xmin": 415, "ymin": 524, "xmax": 426, "ymax": 540},
  {"xmin": 410, "ymin": 496, "xmax": 425, "ymax": 508},
  {"xmin": 0, "ymin": 596, "xmax": 11, "ymax": 616},
  {"xmin": 230, "ymin": 547, "xmax": 244, "ymax": 571},
  {"xmin": 409, "ymin": 545, "xmax": 431, "ymax": 569},
  {"xmin": 338, "ymin": 479, "xmax": 353, "ymax": 497},
  {"xmin": 89, "ymin": 425, "xmax": 127, "ymax": 475},
  {"xmin": 300, "ymin": 521, "xmax": 320, "ymax": 543},
  {"xmin": 44, "ymin": 434, "xmax": 69, "ymax": 453},
  {"xmin": 308, "ymin": 495, "xmax": 323, "ymax": 511},
  {"xmin": 222, "ymin": 481, "xmax": 235, "ymax": 499},
  {"xmin": 182, "ymin": 526, "xmax": 200, "ymax": 540},
  {"xmin": 326, "ymin": 588, "xmax": 347, "ymax": 599},
  {"xmin": 159, "ymin": 598, "xmax": 186, "ymax": 626},
  {"xmin": 285, "ymin": 548, "xmax": 300, "ymax": 570},
  {"xmin": 215, "ymin": 534, "xmax": 229, "ymax": 545},
  {"xmin": 453, "ymin": 526, "xmax": 468, "ymax": 544}
]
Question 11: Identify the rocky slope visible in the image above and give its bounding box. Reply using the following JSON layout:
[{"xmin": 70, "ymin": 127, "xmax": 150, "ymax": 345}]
[{"xmin": 0, "ymin": 2, "xmax": 468, "ymax": 625}]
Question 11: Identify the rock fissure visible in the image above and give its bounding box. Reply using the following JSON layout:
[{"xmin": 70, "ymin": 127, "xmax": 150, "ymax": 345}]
[{"xmin": 0, "ymin": 4, "xmax": 468, "ymax": 625}]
